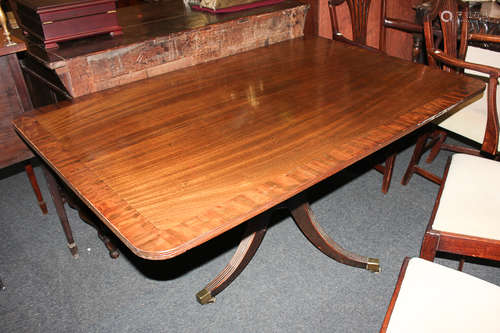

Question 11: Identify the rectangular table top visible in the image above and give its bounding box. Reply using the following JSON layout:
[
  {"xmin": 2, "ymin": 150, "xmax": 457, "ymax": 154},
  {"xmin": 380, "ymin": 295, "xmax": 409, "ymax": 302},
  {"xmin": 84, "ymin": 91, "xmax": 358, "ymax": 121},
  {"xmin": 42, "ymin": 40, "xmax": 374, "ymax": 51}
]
[{"xmin": 13, "ymin": 36, "xmax": 485, "ymax": 260}]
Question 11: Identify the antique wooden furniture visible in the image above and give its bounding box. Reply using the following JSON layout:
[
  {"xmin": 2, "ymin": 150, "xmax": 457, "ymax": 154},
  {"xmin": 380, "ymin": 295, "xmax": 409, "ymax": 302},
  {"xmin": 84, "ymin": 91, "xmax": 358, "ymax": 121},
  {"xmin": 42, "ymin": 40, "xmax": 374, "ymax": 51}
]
[
  {"xmin": 305, "ymin": 0, "xmax": 423, "ymax": 61},
  {"xmin": 380, "ymin": 257, "xmax": 500, "ymax": 332},
  {"xmin": 16, "ymin": 0, "xmax": 308, "ymax": 108},
  {"xmin": 468, "ymin": 9, "xmax": 500, "ymax": 52},
  {"xmin": 418, "ymin": 154, "xmax": 500, "ymax": 269},
  {"xmin": 12, "ymin": 0, "xmax": 122, "ymax": 49},
  {"xmin": 13, "ymin": 37, "xmax": 484, "ymax": 303},
  {"xmin": 328, "ymin": 0, "xmax": 422, "ymax": 193},
  {"xmin": 402, "ymin": 0, "xmax": 500, "ymax": 186},
  {"xmin": 0, "ymin": 7, "xmax": 47, "ymax": 214},
  {"xmin": 413, "ymin": 1, "xmax": 500, "ymax": 58},
  {"xmin": 381, "ymin": 0, "xmax": 424, "ymax": 63}
]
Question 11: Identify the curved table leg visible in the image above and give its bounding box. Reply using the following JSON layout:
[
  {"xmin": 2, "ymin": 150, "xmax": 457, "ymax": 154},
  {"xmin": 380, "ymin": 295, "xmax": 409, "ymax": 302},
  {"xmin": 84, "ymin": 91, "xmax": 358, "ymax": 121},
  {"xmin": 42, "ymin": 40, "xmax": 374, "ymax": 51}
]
[
  {"xmin": 286, "ymin": 194, "xmax": 380, "ymax": 273},
  {"xmin": 42, "ymin": 165, "xmax": 79, "ymax": 258},
  {"xmin": 196, "ymin": 212, "xmax": 270, "ymax": 305}
]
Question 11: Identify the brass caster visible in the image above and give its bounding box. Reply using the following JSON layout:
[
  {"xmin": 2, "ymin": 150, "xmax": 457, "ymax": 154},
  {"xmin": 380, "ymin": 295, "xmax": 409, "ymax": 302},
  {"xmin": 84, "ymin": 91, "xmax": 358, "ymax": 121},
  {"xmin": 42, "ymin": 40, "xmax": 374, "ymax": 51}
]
[
  {"xmin": 68, "ymin": 242, "xmax": 79, "ymax": 259},
  {"xmin": 196, "ymin": 288, "xmax": 216, "ymax": 305},
  {"xmin": 366, "ymin": 258, "xmax": 380, "ymax": 273}
]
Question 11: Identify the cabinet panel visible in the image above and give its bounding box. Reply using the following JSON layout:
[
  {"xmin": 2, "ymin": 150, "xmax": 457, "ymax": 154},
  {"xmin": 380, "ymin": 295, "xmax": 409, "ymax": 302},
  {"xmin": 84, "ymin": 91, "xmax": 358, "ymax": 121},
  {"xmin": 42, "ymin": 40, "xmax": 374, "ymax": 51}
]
[{"xmin": 0, "ymin": 54, "xmax": 33, "ymax": 168}]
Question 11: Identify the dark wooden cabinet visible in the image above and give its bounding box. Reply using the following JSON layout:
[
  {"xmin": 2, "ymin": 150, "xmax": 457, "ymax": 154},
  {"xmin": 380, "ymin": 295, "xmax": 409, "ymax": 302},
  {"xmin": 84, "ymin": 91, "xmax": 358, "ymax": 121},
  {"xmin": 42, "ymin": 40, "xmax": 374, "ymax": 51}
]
[
  {"xmin": 13, "ymin": 0, "xmax": 122, "ymax": 48},
  {"xmin": 0, "ymin": 32, "xmax": 47, "ymax": 213},
  {"xmin": 0, "ymin": 35, "xmax": 33, "ymax": 168},
  {"xmin": 20, "ymin": 54, "xmax": 71, "ymax": 108}
]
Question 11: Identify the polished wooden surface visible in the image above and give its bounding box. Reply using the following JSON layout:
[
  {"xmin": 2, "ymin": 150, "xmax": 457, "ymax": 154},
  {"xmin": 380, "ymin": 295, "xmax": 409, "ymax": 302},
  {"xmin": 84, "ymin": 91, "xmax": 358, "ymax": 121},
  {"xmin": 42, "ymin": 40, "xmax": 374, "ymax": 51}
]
[
  {"xmin": 1, "ymin": 32, "xmax": 25, "ymax": 57},
  {"xmin": 14, "ymin": 37, "xmax": 484, "ymax": 260}
]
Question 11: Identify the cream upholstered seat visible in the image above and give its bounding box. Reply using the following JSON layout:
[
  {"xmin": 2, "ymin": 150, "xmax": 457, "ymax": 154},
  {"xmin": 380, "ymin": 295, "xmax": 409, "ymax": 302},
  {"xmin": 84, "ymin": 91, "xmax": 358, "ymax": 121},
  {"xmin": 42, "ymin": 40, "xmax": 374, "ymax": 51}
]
[
  {"xmin": 432, "ymin": 153, "xmax": 500, "ymax": 240},
  {"xmin": 419, "ymin": 153, "xmax": 500, "ymax": 265},
  {"xmin": 437, "ymin": 46, "xmax": 500, "ymax": 152},
  {"xmin": 382, "ymin": 257, "xmax": 500, "ymax": 333}
]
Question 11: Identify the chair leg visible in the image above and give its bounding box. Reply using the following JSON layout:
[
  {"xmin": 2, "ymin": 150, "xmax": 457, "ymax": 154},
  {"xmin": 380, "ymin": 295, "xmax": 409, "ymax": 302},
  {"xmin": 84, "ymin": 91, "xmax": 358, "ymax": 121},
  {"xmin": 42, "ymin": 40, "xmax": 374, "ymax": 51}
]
[
  {"xmin": 425, "ymin": 130, "xmax": 447, "ymax": 163},
  {"xmin": 401, "ymin": 132, "xmax": 430, "ymax": 185},
  {"xmin": 419, "ymin": 232, "xmax": 439, "ymax": 261},
  {"xmin": 24, "ymin": 162, "xmax": 48, "ymax": 214},
  {"xmin": 381, "ymin": 154, "xmax": 396, "ymax": 194},
  {"xmin": 458, "ymin": 258, "xmax": 465, "ymax": 271}
]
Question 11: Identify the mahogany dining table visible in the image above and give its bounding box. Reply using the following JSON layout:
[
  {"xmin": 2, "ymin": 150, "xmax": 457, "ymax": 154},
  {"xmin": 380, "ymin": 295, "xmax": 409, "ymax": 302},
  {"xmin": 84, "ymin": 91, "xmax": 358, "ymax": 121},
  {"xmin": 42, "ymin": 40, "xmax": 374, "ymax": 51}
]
[{"xmin": 12, "ymin": 36, "xmax": 484, "ymax": 304}]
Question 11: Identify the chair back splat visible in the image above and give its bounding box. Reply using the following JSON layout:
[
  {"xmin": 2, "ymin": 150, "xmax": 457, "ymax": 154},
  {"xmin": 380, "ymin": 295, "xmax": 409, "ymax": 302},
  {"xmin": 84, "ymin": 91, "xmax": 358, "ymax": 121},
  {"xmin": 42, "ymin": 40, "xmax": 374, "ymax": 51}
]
[
  {"xmin": 423, "ymin": 0, "xmax": 468, "ymax": 69},
  {"xmin": 330, "ymin": 0, "xmax": 374, "ymax": 46},
  {"xmin": 328, "ymin": 0, "xmax": 396, "ymax": 193}
]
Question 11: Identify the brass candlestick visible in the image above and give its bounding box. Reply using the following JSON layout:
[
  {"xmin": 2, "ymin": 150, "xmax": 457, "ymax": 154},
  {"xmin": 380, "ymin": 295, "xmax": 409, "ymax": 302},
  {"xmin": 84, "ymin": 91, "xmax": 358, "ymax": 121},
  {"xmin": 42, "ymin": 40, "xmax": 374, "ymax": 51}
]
[{"xmin": 0, "ymin": 6, "xmax": 16, "ymax": 46}]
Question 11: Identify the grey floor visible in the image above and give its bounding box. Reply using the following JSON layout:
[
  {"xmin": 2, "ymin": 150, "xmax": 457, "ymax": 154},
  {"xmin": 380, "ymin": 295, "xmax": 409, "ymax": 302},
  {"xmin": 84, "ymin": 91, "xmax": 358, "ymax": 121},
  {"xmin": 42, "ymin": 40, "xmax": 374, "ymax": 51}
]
[{"xmin": 1, "ymin": 137, "xmax": 499, "ymax": 332}]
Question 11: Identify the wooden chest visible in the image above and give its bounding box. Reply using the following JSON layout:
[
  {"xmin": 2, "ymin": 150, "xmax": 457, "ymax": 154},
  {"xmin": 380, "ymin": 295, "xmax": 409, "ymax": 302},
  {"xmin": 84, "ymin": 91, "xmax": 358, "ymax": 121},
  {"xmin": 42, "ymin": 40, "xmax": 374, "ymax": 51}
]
[{"xmin": 13, "ymin": 0, "xmax": 122, "ymax": 48}]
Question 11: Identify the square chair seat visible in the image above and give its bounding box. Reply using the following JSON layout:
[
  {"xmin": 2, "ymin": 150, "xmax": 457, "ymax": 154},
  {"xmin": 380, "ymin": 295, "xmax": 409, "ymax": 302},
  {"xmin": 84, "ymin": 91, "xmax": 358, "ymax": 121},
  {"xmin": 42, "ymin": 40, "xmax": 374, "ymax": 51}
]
[
  {"xmin": 432, "ymin": 154, "xmax": 500, "ymax": 240},
  {"xmin": 386, "ymin": 257, "xmax": 500, "ymax": 333}
]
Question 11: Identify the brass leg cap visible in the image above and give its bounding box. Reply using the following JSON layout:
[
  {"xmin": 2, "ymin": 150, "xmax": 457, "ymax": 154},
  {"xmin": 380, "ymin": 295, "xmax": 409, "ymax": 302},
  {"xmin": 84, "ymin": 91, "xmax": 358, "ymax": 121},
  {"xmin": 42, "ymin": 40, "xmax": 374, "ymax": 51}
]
[
  {"xmin": 196, "ymin": 288, "xmax": 216, "ymax": 305},
  {"xmin": 68, "ymin": 242, "xmax": 79, "ymax": 259},
  {"xmin": 366, "ymin": 258, "xmax": 380, "ymax": 273}
]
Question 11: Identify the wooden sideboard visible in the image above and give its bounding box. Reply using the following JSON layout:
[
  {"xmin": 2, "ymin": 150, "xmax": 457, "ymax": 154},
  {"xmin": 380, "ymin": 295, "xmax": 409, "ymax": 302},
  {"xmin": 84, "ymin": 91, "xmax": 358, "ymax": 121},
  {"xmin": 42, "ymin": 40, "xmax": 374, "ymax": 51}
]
[{"xmin": 14, "ymin": 0, "xmax": 308, "ymax": 107}]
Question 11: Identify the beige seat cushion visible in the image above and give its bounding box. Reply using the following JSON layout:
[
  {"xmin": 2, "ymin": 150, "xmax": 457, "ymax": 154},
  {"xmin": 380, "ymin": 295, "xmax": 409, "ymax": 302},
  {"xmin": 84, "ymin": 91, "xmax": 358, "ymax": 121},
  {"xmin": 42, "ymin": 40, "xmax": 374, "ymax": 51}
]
[
  {"xmin": 432, "ymin": 154, "xmax": 500, "ymax": 240},
  {"xmin": 437, "ymin": 46, "xmax": 500, "ymax": 152},
  {"xmin": 386, "ymin": 257, "xmax": 500, "ymax": 333}
]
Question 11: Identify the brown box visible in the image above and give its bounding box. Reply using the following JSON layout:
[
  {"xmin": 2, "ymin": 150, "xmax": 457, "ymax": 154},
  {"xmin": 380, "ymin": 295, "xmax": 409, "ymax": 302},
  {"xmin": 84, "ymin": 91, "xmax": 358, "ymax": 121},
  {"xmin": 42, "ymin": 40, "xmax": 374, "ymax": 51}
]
[{"xmin": 13, "ymin": 0, "xmax": 122, "ymax": 49}]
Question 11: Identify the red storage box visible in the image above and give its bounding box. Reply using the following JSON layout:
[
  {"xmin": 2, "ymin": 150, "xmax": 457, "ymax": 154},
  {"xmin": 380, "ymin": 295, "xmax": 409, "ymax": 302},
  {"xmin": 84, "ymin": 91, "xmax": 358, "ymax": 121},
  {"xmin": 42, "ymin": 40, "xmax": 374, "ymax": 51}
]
[{"xmin": 14, "ymin": 0, "xmax": 122, "ymax": 48}]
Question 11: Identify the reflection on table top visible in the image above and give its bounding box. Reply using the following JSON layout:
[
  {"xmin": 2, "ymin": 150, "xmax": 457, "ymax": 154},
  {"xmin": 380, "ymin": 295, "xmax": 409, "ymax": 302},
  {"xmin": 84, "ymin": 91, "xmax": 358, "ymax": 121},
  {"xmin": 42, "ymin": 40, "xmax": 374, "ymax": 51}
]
[{"xmin": 13, "ymin": 37, "xmax": 485, "ymax": 260}]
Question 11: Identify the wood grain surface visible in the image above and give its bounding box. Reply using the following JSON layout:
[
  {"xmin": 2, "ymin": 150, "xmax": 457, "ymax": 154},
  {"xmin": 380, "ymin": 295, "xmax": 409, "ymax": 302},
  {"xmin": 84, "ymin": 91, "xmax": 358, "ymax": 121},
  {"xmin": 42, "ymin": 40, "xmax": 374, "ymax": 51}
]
[{"xmin": 13, "ymin": 36, "xmax": 484, "ymax": 260}]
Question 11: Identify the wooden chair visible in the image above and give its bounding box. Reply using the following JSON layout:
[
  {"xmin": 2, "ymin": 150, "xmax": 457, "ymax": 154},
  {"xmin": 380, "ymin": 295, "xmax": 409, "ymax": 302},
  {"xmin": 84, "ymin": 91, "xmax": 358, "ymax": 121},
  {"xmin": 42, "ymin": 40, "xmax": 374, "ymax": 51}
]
[
  {"xmin": 381, "ymin": 257, "xmax": 500, "ymax": 332},
  {"xmin": 328, "ymin": 0, "xmax": 422, "ymax": 193},
  {"xmin": 25, "ymin": 162, "xmax": 48, "ymax": 214},
  {"xmin": 402, "ymin": 0, "xmax": 500, "ymax": 186},
  {"xmin": 419, "ymin": 153, "xmax": 500, "ymax": 268}
]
